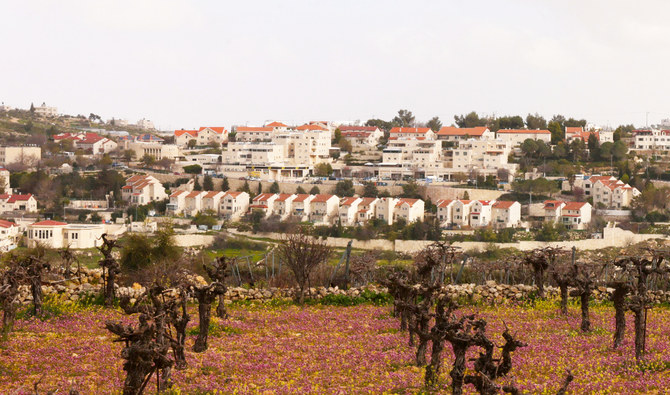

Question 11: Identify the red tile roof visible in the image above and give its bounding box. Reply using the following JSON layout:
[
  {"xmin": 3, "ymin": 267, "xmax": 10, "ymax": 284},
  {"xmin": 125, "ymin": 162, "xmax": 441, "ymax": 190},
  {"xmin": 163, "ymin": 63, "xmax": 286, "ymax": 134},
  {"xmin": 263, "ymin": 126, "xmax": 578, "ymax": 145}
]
[
  {"xmin": 274, "ymin": 193, "xmax": 295, "ymax": 202},
  {"xmin": 562, "ymin": 201, "xmax": 588, "ymax": 210},
  {"xmin": 296, "ymin": 124, "xmax": 328, "ymax": 131},
  {"xmin": 204, "ymin": 191, "xmax": 223, "ymax": 198},
  {"xmin": 311, "ymin": 194, "xmax": 336, "ymax": 203},
  {"xmin": 437, "ymin": 126, "xmax": 488, "ymax": 137},
  {"xmin": 436, "ymin": 199, "xmax": 453, "ymax": 208},
  {"xmin": 198, "ymin": 127, "xmax": 227, "ymax": 134},
  {"xmin": 565, "ymin": 127, "xmax": 584, "ymax": 134},
  {"xmin": 7, "ymin": 194, "xmax": 33, "ymax": 203},
  {"xmin": 186, "ymin": 191, "xmax": 202, "ymax": 198},
  {"xmin": 492, "ymin": 200, "xmax": 516, "ymax": 209},
  {"xmin": 396, "ymin": 198, "xmax": 420, "ymax": 207},
  {"xmin": 253, "ymin": 193, "xmax": 276, "ymax": 202},
  {"xmin": 340, "ymin": 197, "xmax": 360, "ymax": 206},
  {"xmin": 32, "ymin": 220, "xmax": 67, "ymax": 226},
  {"xmin": 543, "ymin": 200, "xmax": 565, "ymax": 210},
  {"xmin": 224, "ymin": 191, "xmax": 244, "ymax": 198},
  {"xmin": 0, "ymin": 219, "xmax": 16, "ymax": 228},
  {"xmin": 292, "ymin": 194, "xmax": 312, "ymax": 203},
  {"xmin": 359, "ymin": 197, "xmax": 377, "ymax": 206},
  {"xmin": 170, "ymin": 190, "xmax": 186, "ymax": 198},
  {"xmin": 266, "ymin": 121, "xmax": 287, "ymax": 127},
  {"xmin": 175, "ymin": 129, "xmax": 197, "ymax": 137}
]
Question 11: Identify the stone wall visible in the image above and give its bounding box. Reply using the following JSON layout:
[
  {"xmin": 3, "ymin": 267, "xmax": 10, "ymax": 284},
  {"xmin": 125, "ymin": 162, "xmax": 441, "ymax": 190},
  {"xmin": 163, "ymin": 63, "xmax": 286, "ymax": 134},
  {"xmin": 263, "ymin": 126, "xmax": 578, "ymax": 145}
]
[{"xmin": 18, "ymin": 268, "xmax": 670, "ymax": 306}]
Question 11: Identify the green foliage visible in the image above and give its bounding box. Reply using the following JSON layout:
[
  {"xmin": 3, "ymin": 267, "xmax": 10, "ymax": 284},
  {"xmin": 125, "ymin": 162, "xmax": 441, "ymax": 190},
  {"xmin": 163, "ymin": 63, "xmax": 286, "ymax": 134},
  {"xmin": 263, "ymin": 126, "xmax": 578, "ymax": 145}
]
[
  {"xmin": 334, "ymin": 179, "xmax": 355, "ymax": 197},
  {"xmin": 221, "ymin": 177, "xmax": 230, "ymax": 191},
  {"xmin": 193, "ymin": 212, "xmax": 217, "ymax": 227},
  {"xmin": 314, "ymin": 163, "xmax": 333, "ymax": 177},
  {"xmin": 309, "ymin": 186, "xmax": 320, "ymax": 195},
  {"xmin": 296, "ymin": 185, "xmax": 306, "ymax": 194},
  {"xmin": 536, "ymin": 222, "xmax": 568, "ymax": 241},
  {"xmin": 426, "ymin": 116, "xmax": 442, "ymax": 132},
  {"xmin": 400, "ymin": 179, "xmax": 422, "ymax": 199},
  {"xmin": 525, "ymin": 113, "xmax": 547, "ymax": 129},
  {"xmin": 363, "ymin": 182, "xmax": 379, "ymax": 197},
  {"xmin": 392, "ymin": 109, "xmax": 415, "ymax": 127},
  {"xmin": 306, "ymin": 290, "xmax": 392, "ymax": 307},
  {"xmin": 193, "ymin": 178, "xmax": 202, "ymax": 191},
  {"xmin": 454, "ymin": 111, "xmax": 488, "ymax": 128},
  {"xmin": 203, "ymin": 175, "xmax": 214, "ymax": 190},
  {"xmin": 120, "ymin": 227, "xmax": 181, "ymax": 273},
  {"xmin": 269, "ymin": 181, "xmax": 280, "ymax": 194},
  {"xmin": 183, "ymin": 164, "xmax": 203, "ymax": 174},
  {"xmin": 548, "ymin": 121, "xmax": 564, "ymax": 144}
]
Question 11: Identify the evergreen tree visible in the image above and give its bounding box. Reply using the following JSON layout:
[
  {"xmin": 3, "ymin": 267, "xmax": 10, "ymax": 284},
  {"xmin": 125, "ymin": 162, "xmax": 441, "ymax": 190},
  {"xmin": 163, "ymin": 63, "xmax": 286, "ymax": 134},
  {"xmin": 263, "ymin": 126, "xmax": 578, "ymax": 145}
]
[
  {"xmin": 269, "ymin": 181, "xmax": 280, "ymax": 194},
  {"xmin": 296, "ymin": 186, "xmax": 306, "ymax": 194},
  {"xmin": 221, "ymin": 177, "xmax": 229, "ymax": 191},
  {"xmin": 203, "ymin": 175, "xmax": 214, "ymax": 191},
  {"xmin": 309, "ymin": 186, "xmax": 320, "ymax": 195},
  {"xmin": 257, "ymin": 182, "xmax": 262, "ymax": 195},
  {"xmin": 194, "ymin": 178, "xmax": 202, "ymax": 191}
]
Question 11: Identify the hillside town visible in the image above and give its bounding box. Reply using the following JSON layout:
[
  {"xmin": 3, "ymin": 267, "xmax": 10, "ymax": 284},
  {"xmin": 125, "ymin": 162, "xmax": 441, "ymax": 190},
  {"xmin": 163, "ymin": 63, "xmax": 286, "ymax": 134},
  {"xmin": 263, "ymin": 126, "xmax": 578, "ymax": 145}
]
[{"xmin": 0, "ymin": 103, "xmax": 665, "ymax": 252}]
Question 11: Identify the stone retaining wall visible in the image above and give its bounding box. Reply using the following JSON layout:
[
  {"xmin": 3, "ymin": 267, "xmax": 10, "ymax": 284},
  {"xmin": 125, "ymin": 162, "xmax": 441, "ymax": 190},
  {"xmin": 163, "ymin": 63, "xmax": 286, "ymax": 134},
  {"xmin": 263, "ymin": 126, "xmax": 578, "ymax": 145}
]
[{"xmin": 16, "ymin": 268, "xmax": 670, "ymax": 306}]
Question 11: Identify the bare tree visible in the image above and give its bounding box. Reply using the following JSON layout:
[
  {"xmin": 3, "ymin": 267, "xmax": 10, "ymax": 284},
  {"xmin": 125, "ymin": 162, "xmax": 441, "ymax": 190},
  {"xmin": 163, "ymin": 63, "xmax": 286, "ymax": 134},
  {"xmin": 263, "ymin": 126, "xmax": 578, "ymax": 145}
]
[
  {"xmin": 21, "ymin": 255, "xmax": 50, "ymax": 317},
  {"xmin": 97, "ymin": 234, "xmax": 120, "ymax": 307},
  {"xmin": 524, "ymin": 247, "xmax": 566, "ymax": 298},
  {"xmin": 203, "ymin": 256, "xmax": 233, "ymax": 318},
  {"xmin": 191, "ymin": 281, "xmax": 226, "ymax": 352},
  {"xmin": 0, "ymin": 259, "xmax": 25, "ymax": 335},
  {"xmin": 278, "ymin": 231, "xmax": 332, "ymax": 304}
]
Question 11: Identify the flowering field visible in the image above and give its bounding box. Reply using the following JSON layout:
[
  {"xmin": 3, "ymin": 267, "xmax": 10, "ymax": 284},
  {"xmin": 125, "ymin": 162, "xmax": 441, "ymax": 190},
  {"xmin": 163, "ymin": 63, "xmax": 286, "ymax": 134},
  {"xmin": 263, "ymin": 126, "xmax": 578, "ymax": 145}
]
[{"xmin": 2, "ymin": 301, "xmax": 670, "ymax": 394}]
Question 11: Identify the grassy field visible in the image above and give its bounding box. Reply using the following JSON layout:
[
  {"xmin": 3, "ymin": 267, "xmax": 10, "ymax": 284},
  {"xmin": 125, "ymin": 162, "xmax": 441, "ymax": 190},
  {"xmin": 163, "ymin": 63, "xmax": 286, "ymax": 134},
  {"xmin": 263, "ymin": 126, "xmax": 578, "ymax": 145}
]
[{"xmin": 2, "ymin": 300, "xmax": 670, "ymax": 394}]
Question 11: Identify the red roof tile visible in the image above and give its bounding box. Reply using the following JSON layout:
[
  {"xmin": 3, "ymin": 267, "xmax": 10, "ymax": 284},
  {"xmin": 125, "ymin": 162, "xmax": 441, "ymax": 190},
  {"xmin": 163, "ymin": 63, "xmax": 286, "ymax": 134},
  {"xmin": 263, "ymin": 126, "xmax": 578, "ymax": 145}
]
[
  {"xmin": 198, "ymin": 127, "xmax": 227, "ymax": 134},
  {"xmin": 492, "ymin": 200, "xmax": 516, "ymax": 209},
  {"xmin": 389, "ymin": 127, "xmax": 431, "ymax": 134},
  {"xmin": 237, "ymin": 126, "xmax": 274, "ymax": 132},
  {"xmin": 175, "ymin": 129, "xmax": 197, "ymax": 137},
  {"xmin": 266, "ymin": 121, "xmax": 287, "ymax": 127},
  {"xmin": 437, "ymin": 126, "xmax": 488, "ymax": 137},
  {"xmin": 497, "ymin": 129, "xmax": 551, "ymax": 134},
  {"xmin": 0, "ymin": 219, "xmax": 17, "ymax": 228},
  {"xmin": 311, "ymin": 194, "xmax": 336, "ymax": 203},
  {"xmin": 31, "ymin": 220, "xmax": 67, "ymax": 226}
]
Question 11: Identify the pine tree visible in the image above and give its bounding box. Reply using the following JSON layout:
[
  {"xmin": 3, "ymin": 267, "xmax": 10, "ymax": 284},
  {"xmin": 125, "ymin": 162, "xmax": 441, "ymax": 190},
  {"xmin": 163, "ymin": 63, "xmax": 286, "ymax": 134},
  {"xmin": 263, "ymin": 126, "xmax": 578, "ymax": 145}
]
[
  {"xmin": 257, "ymin": 182, "xmax": 262, "ymax": 195},
  {"xmin": 269, "ymin": 181, "xmax": 280, "ymax": 194},
  {"xmin": 203, "ymin": 175, "xmax": 214, "ymax": 191},
  {"xmin": 221, "ymin": 177, "xmax": 230, "ymax": 191}
]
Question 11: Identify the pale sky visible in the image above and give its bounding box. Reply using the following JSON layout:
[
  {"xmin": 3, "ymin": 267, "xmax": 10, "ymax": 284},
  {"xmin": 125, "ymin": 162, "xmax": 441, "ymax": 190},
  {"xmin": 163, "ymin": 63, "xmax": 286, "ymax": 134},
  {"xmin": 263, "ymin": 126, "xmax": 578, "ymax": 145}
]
[{"xmin": 2, "ymin": 0, "xmax": 669, "ymax": 130}]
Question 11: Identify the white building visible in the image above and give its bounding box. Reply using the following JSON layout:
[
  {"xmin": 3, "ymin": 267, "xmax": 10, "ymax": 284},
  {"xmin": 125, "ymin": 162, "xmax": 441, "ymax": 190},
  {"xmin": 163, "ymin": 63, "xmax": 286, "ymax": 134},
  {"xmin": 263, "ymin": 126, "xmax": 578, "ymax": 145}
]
[
  {"xmin": 77, "ymin": 135, "xmax": 118, "ymax": 154},
  {"xmin": 0, "ymin": 219, "xmax": 19, "ymax": 252},
  {"xmin": 468, "ymin": 200, "xmax": 495, "ymax": 228},
  {"xmin": 338, "ymin": 126, "xmax": 383, "ymax": 151},
  {"xmin": 0, "ymin": 167, "xmax": 10, "ymax": 193},
  {"xmin": 309, "ymin": 194, "xmax": 339, "ymax": 224},
  {"xmin": 128, "ymin": 141, "xmax": 180, "ymax": 160},
  {"xmin": 375, "ymin": 197, "xmax": 398, "ymax": 225},
  {"xmin": 250, "ymin": 193, "xmax": 279, "ymax": 218},
  {"xmin": 451, "ymin": 200, "xmax": 474, "ymax": 227},
  {"xmin": 633, "ymin": 129, "xmax": 670, "ymax": 150},
  {"xmin": 451, "ymin": 139, "xmax": 513, "ymax": 172},
  {"xmin": 27, "ymin": 220, "xmax": 106, "ymax": 249},
  {"xmin": 339, "ymin": 197, "xmax": 363, "ymax": 225},
  {"xmin": 121, "ymin": 175, "xmax": 167, "ymax": 205},
  {"xmin": 0, "ymin": 194, "xmax": 38, "ymax": 213},
  {"xmin": 273, "ymin": 193, "xmax": 297, "ymax": 220},
  {"xmin": 389, "ymin": 127, "xmax": 436, "ymax": 140},
  {"xmin": 0, "ymin": 146, "xmax": 42, "ymax": 167},
  {"xmin": 136, "ymin": 118, "xmax": 155, "ymax": 130},
  {"xmin": 491, "ymin": 201, "xmax": 521, "ymax": 229},
  {"xmin": 175, "ymin": 127, "xmax": 228, "ymax": 147},
  {"xmin": 382, "ymin": 138, "xmax": 442, "ymax": 172},
  {"xmin": 291, "ymin": 194, "xmax": 315, "ymax": 221},
  {"xmin": 496, "ymin": 129, "xmax": 551, "ymax": 146},
  {"xmin": 394, "ymin": 198, "xmax": 425, "ymax": 223},
  {"xmin": 356, "ymin": 197, "xmax": 379, "ymax": 224},
  {"xmin": 34, "ymin": 102, "xmax": 57, "ymax": 117},
  {"xmin": 220, "ymin": 191, "xmax": 249, "ymax": 221}
]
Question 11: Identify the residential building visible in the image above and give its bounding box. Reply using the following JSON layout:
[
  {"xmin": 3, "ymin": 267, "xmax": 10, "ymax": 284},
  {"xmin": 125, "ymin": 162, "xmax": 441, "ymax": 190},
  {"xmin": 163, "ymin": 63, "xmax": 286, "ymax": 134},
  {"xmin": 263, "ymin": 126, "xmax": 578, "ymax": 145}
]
[
  {"xmin": 27, "ymin": 220, "xmax": 106, "ymax": 249},
  {"xmin": 128, "ymin": 141, "xmax": 180, "ymax": 160},
  {"xmin": 34, "ymin": 102, "xmax": 57, "ymax": 117},
  {"xmin": 174, "ymin": 127, "xmax": 228, "ymax": 147},
  {"xmin": 339, "ymin": 197, "xmax": 363, "ymax": 225},
  {"xmin": 451, "ymin": 200, "xmax": 474, "ymax": 227},
  {"xmin": 136, "ymin": 118, "xmax": 155, "ymax": 130},
  {"xmin": 389, "ymin": 127, "xmax": 436, "ymax": 140},
  {"xmin": 184, "ymin": 191, "xmax": 205, "ymax": 216},
  {"xmin": 491, "ymin": 201, "xmax": 522, "ymax": 229},
  {"xmin": 338, "ymin": 126, "xmax": 383, "ymax": 151},
  {"xmin": 436, "ymin": 126, "xmax": 494, "ymax": 142},
  {"xmin": 121, "ymin": 175, "xmax": 167, "ymax": 205},
  {"xmin": 273, "ymin": 193, "xmax": 297, "ymax": 220},
  {"xmin": 592, "ymin": 178, "xmax": 640, "ymax": 209},
  {"xmin": 496, "ymin": 129, "xmax": 551, "ymax": 145},
  {"xmin": 235, "ymin": 126, "xmax": 277, "ymax": 142},
  {"xmin": 0, "ymin": 146, "xmax": 42, "ymax": 166},
  {"xmin": 356, "ymin": 197, "xmax": 379, "ymax": 224},
  {"xmin": 394, "ymin": 198, "xmax": 425, "ymax": 223},
  {"xmin": 375, "ymin": 197, "xmax": 399, "ymax": 225},
  {"xmin": 559, "ymin": 201, "xmax": 592, "ymax": 230},
  {"xmin": 451, "ymin": 139, "xmax": 513, "ymax": 171},
  {"xmin": 76, "ymin": 135, "xmax": 118, "ymax": 154},
  {"xmin": 436, "ymin": 199, "xmax": 455, "ymax": 227},
  {"xmin": 0, "ymin": 219, "xmax": 19, "ymax": 252},
  {"xmin": 250, "ymin": 193, "xmax": 279, "ymax": 217},
  {"xmin": 202, "ymin": 191, "xmax": 226, "ymax": 214},
  {"xmin": 0, "ymin": 194, "xmax": 38, "ymax": 213},
  {"xmin": 309, "ymin": 194, "xmax": 339, "ymax": 224},
  {"xmin": 633, "ymin": 129, "xmax": 670, "ymax": 150},
  {"xmin": 167, "ymin": 190, "xmax": 187, "ymax": 215},
  {"xmin": 382, "ymin": 138, "xmax": 441, "ymax": 171},
  {"xmin": 469, "ymin": 200, "xmax": 495, "ymax": 228},
  {"xmin": 542, "ymin": 200, "xmax": 565, "ymax": 222},
  {"xmin": 291, "ymin": 194, "xmax": 315, "ymax": 220},
  {"xmin": 565, "ymin": 127, "xmax": 599, "ymax": 144},
  {"xmin": 220, "ymin": 191, "xmax": 249, "ymax": 221},
  {"xmin": 223, "ymin": 142, "xmax": 286, "ymax": 165}
]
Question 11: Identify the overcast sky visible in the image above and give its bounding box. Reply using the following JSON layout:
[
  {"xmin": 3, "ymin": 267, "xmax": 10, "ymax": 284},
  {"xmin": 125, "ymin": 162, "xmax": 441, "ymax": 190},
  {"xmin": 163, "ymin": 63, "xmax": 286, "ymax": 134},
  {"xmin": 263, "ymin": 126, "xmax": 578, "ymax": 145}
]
[{"xmin": 2, "ymin": 0, "xmax": 669, "ymax": 130}]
